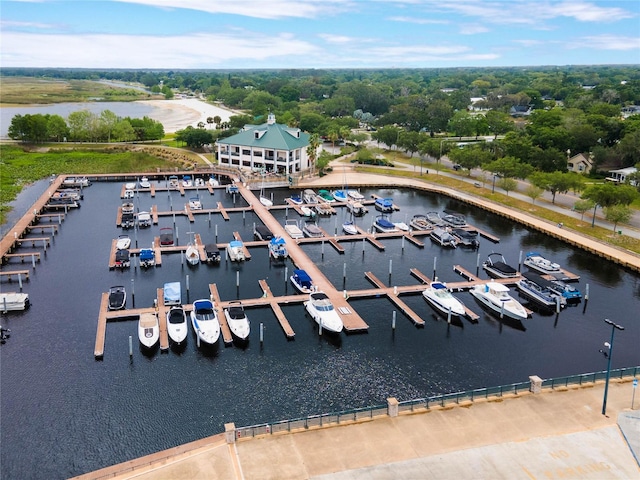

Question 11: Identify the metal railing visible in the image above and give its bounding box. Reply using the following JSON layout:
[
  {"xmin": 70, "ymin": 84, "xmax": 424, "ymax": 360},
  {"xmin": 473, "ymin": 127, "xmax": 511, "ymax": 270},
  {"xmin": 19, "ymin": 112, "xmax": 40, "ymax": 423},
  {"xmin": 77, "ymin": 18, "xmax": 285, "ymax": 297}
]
[{"xmin": 236, "ymin": 366, "xmax": 639, "ymax": 440}]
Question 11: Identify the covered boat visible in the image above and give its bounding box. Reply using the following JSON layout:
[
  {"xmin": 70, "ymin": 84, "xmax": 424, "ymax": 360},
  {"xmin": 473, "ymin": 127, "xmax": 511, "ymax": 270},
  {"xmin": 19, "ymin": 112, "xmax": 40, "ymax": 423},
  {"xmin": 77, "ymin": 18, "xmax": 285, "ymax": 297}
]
[
  {"xmin": 342, "ymin": 221, "xmax": 358, "ymax": 235},
  {"xmin": 224, "ymin": 301, "xmax": 250, "ymax": 341},
  {"xmin": 291, "ymin": 269, "xmax": 314, "ymax": 293},
  {"xmin": 442, "ymin": 210, "xmax": 467, "ymax": 227},
  {"xmin": 483, "ymin": 253, "xmax": 520, "ymax": 279},
  {"xmin": 426, "ymin": 212, "xmax": 446, "ymax": 227},
  {"xmin": 315, "ymin": 203, "xmax": 333, "ymax": 216},
  {"xmin": 254, "ymin": 225, "xmax": 273, "ymax": 241},
  {"xmin": 303, "ymin": 189, "xmax": 318, "ymax": 204},
  {"xmin": 302, "ymin": 223, "xmax": 324, "ymax": 238},
  {"xmin": 517, "ymin": 273, "xmax": 567, "ymax": 309},
  {"xmin": 137, "ymin": 211, "xmax": 151, "ymax": 228},
  {"xmin": 114, "ymin": 249, "xmax": 130, "ymax": 269},
  {"xmin": 182, "ymin": 175, "xmax": 193, "ymax": 187},
  {"xmin": 138, "ymin": 313, "xmax": 160, "ymax": 350},
  {"xmin": 166, "ymin": 306, "xmax": 188, "ymax": 345},
  {"xmin": 190, "ymin": 299, "xmax": 220, "ymax": 346},
  {"xmin": 374, "ymin": 197, "xmax": 394, "ymax": 213},
  {"xmin": 305, "ymin": 292, "xmax": 344, "ymax": 333},
  {"xmin": 331, "ymin": 189, "xmax": 348, "ymax": 202},
  {"xmin": 430, "ymin": 228, "xmax": 457, "ymax": 248},
  {"xmin": 346, "ymin": 200, "xmax": 368, "ymax": 217},
  {"xmin": 139, "ymin": 248, "xmax": 155, "ymax": 268},
  {"xmin": 227, "ymin": 240, "xmax": 245, "ymax": 261},
  {"xmin": 0, "ymin": 292, "xmax": 30, "ymax": 312},
  {"xmin": 268, "ymin": 236, "xmax": 288, "ymax": 260},
  {"xmin": 373, "ymin": 215, "xmax": 397, "ymax": 233},
  {"xmin": 422, "ymin": 281, "xmax": 465, "ymax": 318},
  {"xmin": 284, "ymin": 219, "xmax": 304, "ymax": 239},
  {"xmin": 159, "ymin": 227, "xmax": 174, "ymax": 246},
  {"xmin": 523, "ymin": 252, "xmax": 561, "ymax": 274},
  {"xmin": 204, "ymin": 244, "xmax": 221, "ymax": 264},
  {"xmin": 470, "ymin": 282, "xmax": 529, "ymax": 321},
  {"xmin": 318, "ymin": 190, "xmax": 335, "ymax": 203},
  {"xmin": 163, "ymin": 282, "xmax": 182, "ymax": 306},
  {"xmin": 451, "ymin": 228, "xmax": 479, "ymax": 249}
]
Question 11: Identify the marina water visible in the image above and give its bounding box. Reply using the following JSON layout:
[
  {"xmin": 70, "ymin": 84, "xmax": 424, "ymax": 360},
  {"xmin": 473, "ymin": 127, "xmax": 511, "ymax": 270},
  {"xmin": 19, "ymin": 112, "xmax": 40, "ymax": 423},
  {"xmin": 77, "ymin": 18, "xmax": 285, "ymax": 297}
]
[{"xmin": 1, "ymin": 181, "xmax": 639, "ymax": 479}]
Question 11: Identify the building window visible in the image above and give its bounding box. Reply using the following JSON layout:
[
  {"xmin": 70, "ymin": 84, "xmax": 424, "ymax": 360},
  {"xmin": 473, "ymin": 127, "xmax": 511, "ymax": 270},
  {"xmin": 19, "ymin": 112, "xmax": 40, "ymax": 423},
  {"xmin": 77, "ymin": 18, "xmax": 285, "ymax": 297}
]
[{"xmin": 243, "ymin": 149, "xmax": 250, "ymax": 156}]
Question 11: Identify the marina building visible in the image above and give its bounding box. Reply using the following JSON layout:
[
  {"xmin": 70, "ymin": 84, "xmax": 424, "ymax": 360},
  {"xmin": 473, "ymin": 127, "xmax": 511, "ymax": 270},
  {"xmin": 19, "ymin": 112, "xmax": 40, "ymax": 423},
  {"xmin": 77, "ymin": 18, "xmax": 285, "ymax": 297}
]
[{"xmin": 215, "ymin": 113, "xmax": 314, "ymax": 175}]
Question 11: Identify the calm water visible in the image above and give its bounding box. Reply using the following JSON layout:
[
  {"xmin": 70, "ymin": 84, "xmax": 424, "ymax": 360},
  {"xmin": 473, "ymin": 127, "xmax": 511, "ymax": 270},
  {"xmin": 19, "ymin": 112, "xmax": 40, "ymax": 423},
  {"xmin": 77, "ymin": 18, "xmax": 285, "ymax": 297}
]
[{"xmin": 1, "ymin": 183, "xmax": 639, "ymax": 479}]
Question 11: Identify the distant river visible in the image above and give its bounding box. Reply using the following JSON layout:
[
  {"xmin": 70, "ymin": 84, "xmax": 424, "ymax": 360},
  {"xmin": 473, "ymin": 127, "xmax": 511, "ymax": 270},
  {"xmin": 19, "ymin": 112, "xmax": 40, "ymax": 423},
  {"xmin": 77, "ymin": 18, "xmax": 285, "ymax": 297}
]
[{"xmin": 0, "ymin": 102, "xmax": 157, "ymax": 138}]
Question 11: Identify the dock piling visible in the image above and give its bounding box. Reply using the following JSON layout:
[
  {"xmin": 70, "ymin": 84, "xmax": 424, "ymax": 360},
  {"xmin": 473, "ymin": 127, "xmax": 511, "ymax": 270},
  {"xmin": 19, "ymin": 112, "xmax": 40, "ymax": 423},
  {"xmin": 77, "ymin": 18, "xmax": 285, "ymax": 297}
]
[
  {"xmin": 284, "ymin": 266, "xmax": 288, "ymax": 285},
  {"xmin": 131, "ymin": 278, "xmax": 135, "ymax": 307},
  {"xmin": 215, "ymin": 224, "xmax": 218, "ymax": 242},
  {"xmin": 447, "ymin": 306, "xmax": 452, "ymax": 324},
  {"xmin": 260, "ymin": 323, "xmax": 264, "ymax": 344},
  {"xmin": 402, "ymin": 235, "xmax": 405, "ymax": 251},
  {"xmin": 362, "ymin": 237, "xmax": 365, "ymax": 256},
  {"xmin": 18, "ymin": 273, "xmax": 23, "ymax": 291},
  {"xmin": 343, "ymin": 262, "xmax": 347, "ymax": 283},
  {"xmin": 322, "ymin": 240, "xmax": 325, "ymax": 259},
  {"xmin": 556, "ymin": 296, "xmax": 561, "ymax": 314},
  {"xmin": 518, "ymin": 250, "xmax": 523, "ymax": 272},
  {"xmin": 236, "ymin": 271, "xmax": 240, "ymax": 288},
  {"xmin": 392, "ymin": 311, "xmax": 396, "ymax": 330},
  {"xmin": 476, "ymin": 253, "xmax": 481, "ymax": 275},
  {"xmin": 585, "ymin": 284, "xmax": 590, "ymax": 301},
  {"xmin": 433, "ymin": 257, "xmax": 437, "ymax": 279},
  {"xmin": 208, "ymin": 212, "xmax": 211, "ymax": 227},
  {"xmin": 129, "ymin": 336, "xmax": 133, "ymax": 358},
  {"xmin": 31, "ymin": 254, "xmax": 36, "ymax": 269}
]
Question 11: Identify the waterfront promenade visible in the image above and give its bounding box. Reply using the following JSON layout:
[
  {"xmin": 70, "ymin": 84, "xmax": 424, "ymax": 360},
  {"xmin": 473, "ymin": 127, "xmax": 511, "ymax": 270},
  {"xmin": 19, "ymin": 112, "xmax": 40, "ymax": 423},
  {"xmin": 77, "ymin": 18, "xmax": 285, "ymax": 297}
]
[{"xmin": 77, "ymin": 378, "xmax": 639, "ymax": 479}]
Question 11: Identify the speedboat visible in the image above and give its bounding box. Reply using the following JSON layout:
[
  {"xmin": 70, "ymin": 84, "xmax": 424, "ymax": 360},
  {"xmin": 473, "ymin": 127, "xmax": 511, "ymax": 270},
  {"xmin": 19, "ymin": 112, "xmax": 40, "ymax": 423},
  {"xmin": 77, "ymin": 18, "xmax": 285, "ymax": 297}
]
[
  {"xmin": 483, "ymin": 253, "xmax": 520, "ymax": 279},
  {"xmin": 346, "ymin": 200, "xmax": 368, "ymax": 216},
  {"xmin": 190, "ymin": 298, "xmax": 220, "ymax": 346},
  {"xmin": 224, "ymin": 301, "xmax": 250, "ymax": 341},
  {"xmin": 208, "ymin": 176, "xmax": 220, "ymax": 187},
  {"xmin": 305, "ymin": 292, "xmax": 344, "ymax": 333},
  {"xmin": 374, "ymin": 197, "xmax": 394, "ymax": 213},
  {"xmin": 394, "ymin": 221, "xmax": 410, "ymax": 231},
  {"xmin": 300, "ymin": 205, "xmax": 316, "ymax": 218},
  {"xmin": 125, "ymin": 182, "xmax": 137, "ymax": 190},
  {"xmin": 121, "ymin": 213, "xmax": 135, "ymax": 229},
  {"xmin": 442, "ymin": 210, "xmax": 467, "ymax": 227},
  {"xmin": 290, "ymin": 269, "xmax": 314, "ymax": 294},
  {"xmin": 139, "ymin": 176, "xmax": 151, "ymax": 188},
  {"xmin": 303, "ymin": 189, "xmax": 318, "ymax": 204},
  {"xmin": 289, "ymin": 193, "xmax": 303, "ymax": 205},
  {"xmin": 163, "ymin": 282, "xmax": 182, "ymax": 306},
  {"xmin": 138, "ymin": 313, "xmax": 160, "ymax": 350},
  {"xmin": 121, "ymin": 202, "xmax": 134, "ymax": 214},
  {"xmin": 123, "ymin": 189, "xmax": 134, "ymax": 199},
  {"xmin": 168, "ymin": 175, "xmax": 179, "ymax": 189},
  {"xmin": 185, "ymin": 243, "xmax": 200, "ymax": 265},
  {"xmin": 159, "ymin": 227, "xmax": 174, "ymax": 246},
  {"xmin": 139, "ymin": 248, "xmax": 155, "ymax": 268},
  {"xmin": 116, "ymin": 235, "xmax": 131, "ymax": 250},
  {"xmin": 331, "ymin": 189, "xmax": 348, "ymax": 202},
  {"xmin": 469, "ymin": 282, "xmax": 529, "ymax": 321},
  {"xmin": 194, "ymin": 177, "xmax": 205, "ymax": 187},
  {"xmin": 182, "ymin": 175, "xmax": 193, "ymax": 187},
  {"xmin": 188, "ymin": 196, "xmax": 202, "ymax": 210},
  {"xmin": 451, "ymin": 228, "xmax": 479, "ymax": 249},
  {"xmin": 318, "ymin": 190, "xmax": 335, "ymax": 203},
  {"xmin": 227, "ymin": 240, "xmax": 245, "ymax": 261},
  {"xmin": 108, "ymin": 286, "xmax": 126, "ymax": 310},
  {"xmin": 0, "ymin": 292, "xmax": 30, "ymax": 312},
  {"xmin": 348, "ymin": 190, "xmax": 365, "ymax": 200},
  {"xmin": 430, "ymin": 227, "xmax": 457, "ymax": 248},
  {"xmin": 268, "ymin": 236, "xmax": 288, "ymax": 260},
  {"xmin": 422, "ymin": 281, "xmax": 466, "ymax": 318},
  {"xmin": 166, "ymin": 306, "xmax": 188, "ymax": 345},
  {"xmin": 137, "ymin": 211, "xmax": 151, "ymax": 228},
  {"xmin": 114, "ymin": 249, "xmax": 130, "ymax": 269},
  {"xmin": 303, "ymin": 222, "xmax": 324, "ymax": 238},
  {"xmin": 254, "ymin": 225, "xmax": 273, "ymax": 241},
  {"xmin": 259, "ymin": 195, "xmax": 273, "ymax": 207},
  {"xmin": 410, "ymin": 214, "xmax": 432, "ymax": 231},
  {"xmin": 523, "ymin": 252, "xmax": 561, "ymax": 274},
  {"xmin": 284, "ymin": 219, "xmax": 304, "ymax": 239},
  {"xmin": 426, "ymin": 211, "xmax": 446, "ymax": 227},
  {"xmin": 517, "ymin": 273, "xmax": 567, "ymax": 309},
  {"xmin": 342, "ymin": 221, "xmax": 358, "ymax": 235},
  {"xmin": 63, "ymin": 176, "xmax": 90, "ymax": 187},
  {"xmin": 373, "ymin": 215, "xmax": 398, "ymax": 233},
  {"xmin": 204, "ymin": 244, "xmax": 221, "ymax": 264}
]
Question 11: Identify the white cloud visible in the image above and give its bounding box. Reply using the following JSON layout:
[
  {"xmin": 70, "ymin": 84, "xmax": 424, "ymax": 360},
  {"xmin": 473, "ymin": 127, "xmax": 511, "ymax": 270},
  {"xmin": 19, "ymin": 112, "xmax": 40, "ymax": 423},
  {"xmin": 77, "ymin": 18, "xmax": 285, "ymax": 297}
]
[
  {"xmin": 571, "ymin": 34, "xmax": 640, "ymax": 51},
  {"xmin": 549, "ymin": 1, "xmax": 634, "ymax": 22},
  {"xmin": 112, "ymin": 0, "xmax": 350, "ymax": 19},
  {"xmin": 318, "ymin": 34, "xmax": 354, "ymax": 45},
  {"xmin": 387, "ymin": 16, "xmax": 449, "ymax": 25},
  {"xmin": 0, "ymin": 20, "xmax": 57, "ymax": 29},
  {"xmin": 458, "ymin": 24, "xmax": 489, "ymax": 35}
]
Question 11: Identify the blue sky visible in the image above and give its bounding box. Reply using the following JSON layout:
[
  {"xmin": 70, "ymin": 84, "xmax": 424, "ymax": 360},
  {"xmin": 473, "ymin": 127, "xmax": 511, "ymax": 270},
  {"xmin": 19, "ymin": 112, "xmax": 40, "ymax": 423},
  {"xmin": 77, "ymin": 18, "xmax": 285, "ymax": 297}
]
[{"xmin": 1, "ymin": 0, "xmax": 639, "ymax": 69}]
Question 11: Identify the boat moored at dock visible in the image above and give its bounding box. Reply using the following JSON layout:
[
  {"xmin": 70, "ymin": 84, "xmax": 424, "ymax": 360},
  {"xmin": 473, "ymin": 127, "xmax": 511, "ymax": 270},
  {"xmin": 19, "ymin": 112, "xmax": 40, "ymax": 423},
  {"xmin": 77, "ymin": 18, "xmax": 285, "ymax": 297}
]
[
  {"xmin": 410, "ymin": 214, "xmax": 432, "ymax": 231},
  {"xmin": 483, "ymin": 253, "xmax": 519, "ymax": 279},
  {"xmin": 166, "ymin": 306, "xmax": 188, "ymax": 346},
  {"xmin": 190, "ymin": 299, "xmax": 220, "ymax": 346},
  {"xmin": 185, "ymin": 244, "xmax": 200, "ymax": 266},
  {"xmin": 204, "ymin": 244, "xmax": 221, "ymax": 264},
  {"xmin": 225, "ymin": 301, "xmax": 250, "ymax": 342},
  {"xmin": 304, "ymin": 291, "xmax": 344, "ymax": 333},
  {"xmin": 254, "ymin": 225, "xmax": 273, "ymax": 241},
  {"xmin": 163, "ymin": 282, "xmax": 181, "ymax": 306},
  {"xmin": 422, "ymin": 281, "xmax": 465, "ymax": 318},
  {"xmin": 451, "ymin": 228, "xmax": 479, "ymax": 249},
  {"xmin": 373, "ymin": 215, "xmax": 397, "ymax": 233},
  {"xmin": 138, "ymin": 313, "xmax": 160, "ymax": 350},
  {"xmin": 523, "ymin": 252, "xmax": 561, "ymax": 274},
  {"xmin": 470, "ymin": 282, "xmax": 529, "ymax": 321},
  {"xmin": 430, "ymin": 227, "xmax": 457, "ymax": 248},
  {"xmin": 517, "ymin": 273, "xmax": 567, "ymax": 309},
  {"xmin": 137, "ymin": 211, "xmax": 151, "ymax": 228},
  {"xmin": 346, "ymin": 200, "xmax": 368, "ymax": 216},
  {"xmin": 284, "ymin": 219, "xmax": 304, "ymax": 239},
  {"xmin": 302, "ymin": 222, "xmax": 324, "ymax": 238},
  {"xmin": 114, "ymin": 249, "xmax": 130, "ymax": 269},
  {"xmin": 290, "ymin": 269, "xmax": 314, "ymax": 294},
  {"xmin": 139, "ymin": 248, "xmax": 155, "ymax": 268},
  {"xmin": 108, "ymin": 285, "xmax": 126, "ymax": 311},
  {"xmin": 374, "ymin": 197, "xmax": 394, "ymax": 213},
  {"xmin": 268, "ymin": 236, "xmax": 288, "ymax": 260},
  {"xmin": 227, "ymin": 240, "xmax": 245, "ymax": 262},
  {"xmin": 0, "ymin": 292, "xmax": 30, "ymax": 312}
]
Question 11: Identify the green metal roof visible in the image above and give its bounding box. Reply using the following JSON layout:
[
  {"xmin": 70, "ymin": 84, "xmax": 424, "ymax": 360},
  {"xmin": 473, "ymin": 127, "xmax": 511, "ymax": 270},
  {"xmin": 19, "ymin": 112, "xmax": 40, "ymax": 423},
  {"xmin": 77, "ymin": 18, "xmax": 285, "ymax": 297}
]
[{"xmin": 217, "ymin": 122, "xmax": 310, "ymax": 151}]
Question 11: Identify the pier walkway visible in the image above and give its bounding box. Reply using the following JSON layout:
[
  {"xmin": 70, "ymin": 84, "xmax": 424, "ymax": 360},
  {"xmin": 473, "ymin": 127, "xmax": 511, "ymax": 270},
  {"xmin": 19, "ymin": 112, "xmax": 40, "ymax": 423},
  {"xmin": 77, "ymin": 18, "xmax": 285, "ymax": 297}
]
[{"xmin": 74, "ymin": 377, "xmax": 640, "ymax": 480}]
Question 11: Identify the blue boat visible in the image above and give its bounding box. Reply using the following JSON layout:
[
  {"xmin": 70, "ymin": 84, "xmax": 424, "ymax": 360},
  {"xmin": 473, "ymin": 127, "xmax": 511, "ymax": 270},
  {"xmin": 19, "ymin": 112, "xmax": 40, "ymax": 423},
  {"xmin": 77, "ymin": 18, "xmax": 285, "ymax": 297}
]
[
  {"xmin": 373, "ymin": 215, "xmax": 397, "ymax": 233},
  {"xmin": 269, "ymin": 237, "xmax": 288, "ymax": 260},
  {"xmin": 139, "ymin": 248, "xmax": 155, "ymax": 268},
  {"xmin": 374, "ymin": 197, "xmax": 394, "ymax": 213},
  {"xmin": 290, "ymin": 269, "xmax": 313, "ymax": 293}
]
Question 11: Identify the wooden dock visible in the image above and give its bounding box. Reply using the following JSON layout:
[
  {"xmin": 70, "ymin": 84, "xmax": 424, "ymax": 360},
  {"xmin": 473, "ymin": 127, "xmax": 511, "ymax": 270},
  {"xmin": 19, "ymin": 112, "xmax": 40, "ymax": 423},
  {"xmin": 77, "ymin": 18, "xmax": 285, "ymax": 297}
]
[
  {"xmin": 156, "ymin": 288, "xmax": 170, "ymax": 351},
  {"xmin": 0, "ymin": 270, "xmax": 30, "ymax": 282},
  {"xmin": 257, "ymin": 280, "xmax": 295, "ymax": 338},
  {"xmin": 208, "ymin": 284, "xmax": 233, "ymax": 345},
  {"xmin": 3, "ymin": 252, "xmax": 40, "ymax": 264}
]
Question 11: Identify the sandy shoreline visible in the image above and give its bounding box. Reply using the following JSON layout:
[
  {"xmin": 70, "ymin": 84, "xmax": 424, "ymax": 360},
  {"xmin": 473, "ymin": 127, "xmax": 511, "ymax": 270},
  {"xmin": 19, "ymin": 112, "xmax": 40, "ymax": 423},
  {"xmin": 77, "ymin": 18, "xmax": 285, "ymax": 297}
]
[{"xmin": 137, "ymin": 98, "xmax": 242, "ymax": 133}]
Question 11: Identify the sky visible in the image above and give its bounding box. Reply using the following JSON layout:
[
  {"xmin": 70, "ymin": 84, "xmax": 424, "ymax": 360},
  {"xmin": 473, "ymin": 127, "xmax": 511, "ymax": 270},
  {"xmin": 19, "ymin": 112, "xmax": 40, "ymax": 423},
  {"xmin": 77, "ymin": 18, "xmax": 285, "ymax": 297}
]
[{"xmin": 1, "ymin": 0, "xmax": 639, "ymax": 69}]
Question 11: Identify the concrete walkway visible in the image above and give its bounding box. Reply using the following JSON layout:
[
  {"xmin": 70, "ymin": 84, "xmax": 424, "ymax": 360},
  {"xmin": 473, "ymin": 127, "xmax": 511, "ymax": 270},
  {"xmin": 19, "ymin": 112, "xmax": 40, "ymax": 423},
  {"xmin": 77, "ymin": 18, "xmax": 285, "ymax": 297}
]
[{"xmin": 77, "ymin": 378, "xmax": 639, "ymax": 479}]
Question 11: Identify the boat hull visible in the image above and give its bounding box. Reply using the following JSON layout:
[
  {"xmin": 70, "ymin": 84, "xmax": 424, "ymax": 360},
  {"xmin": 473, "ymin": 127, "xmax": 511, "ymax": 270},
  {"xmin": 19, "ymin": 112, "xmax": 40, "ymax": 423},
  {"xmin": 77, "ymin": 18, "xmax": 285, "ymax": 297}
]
[
  {"xmin": 167, "ymin": 307, "xmax": 188, "ymax": 345},
  {"xmin": 470, "ymin": 288, "xmax": 528, "ymax": 321}
]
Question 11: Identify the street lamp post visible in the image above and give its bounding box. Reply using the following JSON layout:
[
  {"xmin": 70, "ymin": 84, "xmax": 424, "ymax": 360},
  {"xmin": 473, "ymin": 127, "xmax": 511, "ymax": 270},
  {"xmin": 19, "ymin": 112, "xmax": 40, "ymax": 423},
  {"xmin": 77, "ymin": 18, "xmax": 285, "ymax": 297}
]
[
  {"xmin": 602, "ymin": 318, "xmax": 624, "ymax": 416},
  {"xmin": 492, "ymin": 174, "xmax": 497, "ymax": 194}
]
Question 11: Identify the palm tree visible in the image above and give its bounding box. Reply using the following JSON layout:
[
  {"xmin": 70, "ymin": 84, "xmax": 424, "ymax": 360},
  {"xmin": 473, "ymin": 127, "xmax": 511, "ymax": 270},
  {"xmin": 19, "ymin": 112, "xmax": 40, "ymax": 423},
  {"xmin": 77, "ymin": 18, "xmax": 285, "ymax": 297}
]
[
  {"xmin": 213, "ymin": 116, "xmax": 221, "ymax": 129},
  {"xmin": 306, "ymin": 133, "xmax": 320, "ymax": 176},
  {"xmin": 197, "ymin": 121, "xmax": 205, "ymax": 129},
  {"xmin": 206, "ymin": 117, "xmax": 214, "ymax": 129}
]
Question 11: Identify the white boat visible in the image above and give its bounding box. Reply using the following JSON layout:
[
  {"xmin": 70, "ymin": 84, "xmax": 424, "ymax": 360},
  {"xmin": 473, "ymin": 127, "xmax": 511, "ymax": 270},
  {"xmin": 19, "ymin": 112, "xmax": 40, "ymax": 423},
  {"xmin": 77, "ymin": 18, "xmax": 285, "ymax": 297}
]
[
  {"xmin": 260, "ymin": 195, "xmax": 273, "ymax": 207},
  {"xmin": 188, "ymin": 196, "xmax": 202, "ymax": 210},
  {"xmin": 227, "ymin": 240, "xmax": 245, "ymax": 261},
  {"xmin": 290, "ymin": 269, "xmax": 314, "ymax": 294},
  {"xmin": 168, "ymin": 175, "xmax": 180, "ymax": 189},
  {"xmin": 139, "ymin": 248, "xmax": 155, "ymax": 268},
  {"xmin": 342, "ymin": 221, "xmax": 358, "ymax": 235},
  {"xmin": 163, "ymin": 282, "xmax": 181, "ymax": 306},
  {"xmin": 224, "ymin": 301, "xmax": 250, "ymax": 341},
  {"xmin": 194, "ymin": 177, "xmax": 205, "ymax": 187},
  {"xmin": 137, "ymin": 211, "xmax": 151, "ymax": 228},
  {"xmin": 185, "ymin": 243, "xmax": 200, "ymax": 265},
  {"xmin": 138, "ymin": 313, "xmax": 160, "ymax": 350},
  {"xmin": 123, "ymin": 189, "xmax": 134, "ymax": 199},
  {"xmin": 289, "ymin": 193, "xmax": 303, "ymax": 205},
  {"xmin": 517, "ymin": 274, "xmax": 567, "ymax": 309},
  {"xmin": 430, "ymin": 227, "xmax": 457, "ymax": 248},
  {"xmin": 483, "ymin": 253, "xmax": 519, "ymax": 279},
  {"xmin": 373, "ymin": 215, "xmax": 397, "ymax": 233},
  {"xmin": 394, "ymin": 221, "xmax": 410, "ymax": 231},
  {"xmin": 422, "ymin": 281, "xmax": 466, "ymax": 318},
  {"xmin": 182, "ymin": 175, "xmax": 193, "ymax": 187},
  {"xmin": 305, "ymin": 291, "xmax": 344, "ymax": 333},
  {"xmin": 410, "ymin": 214, "xmax": 432, "ymax": 231},
  {"xmin": 523, "ymin": 252, "xmax": 561, "ymax": 274},
  {"xmin": 121, "ymin": 202, "xmax": 134, "ymax": 214},
  {"xmin": 332, "ymin": 189, "xmax": 348, "ymax": 202},
  {"xmin": 470, "ymin": 282, "xmax": 529, "ymax": 321},
  {"xmin": 190, "ymin": 299, "xmax": 220, "ymax": 346},
  {"xmin": 208, "ymin": 176, "xmax": 219, "ymax": 187},
  {"xmin": 166, "ymin": 306, "xmax": 188, "ymax": 345},
  {"xmin": 303, "ymin": 222, "xmax": 324, "ymax": 238},
  {"xmin": 116, "ymin": 235, "xmax": 131, "ymax": 250},
  {"xmin": 125, "ymin": 182, "xmax": 137, "ymax": 190},
  {"xmin": 426, "ymin": 211, "xmax": 446, "ymax": 227},
  {"xmin": 108, "ymin": 285, "xmax": 126, "ymax": 310},
  {"xmin": 63, "ymin": 176, "xmax": 90, "ymax": 187},
  {"xmin": 346, "ymin": 200, "xmax": 368, "ymax": 217},
  {"xmin": 348, "ymin": 190, "xmax": 365, "ymax": 200},
  {"xmin": 374, "ymin": 197, "xmax": 394, "ymax": 213},
  {"xmin": 284, "ymin": 219, "xmax": 304, "ymax": 239},
  {"xmin": 268, "ymin": 236, "xmax": 288, "ymax": 260},
  {"xmin": 139, "ymin": 176, "xmax": 151, "ymax": 188},
  {"xmin": 303, "ymin": 189, "xmax": 318, "ymax": 204},
  {"xmin": 0, "ymin": 292, "xmax": 30, "ymax": 312},
  {"xmin": 315, "ymin": 203, "xmax": 333, "ymax": 216},
  {"xmin": 300, "ymin": 205, "xmax": 316, "ymax": 218}
]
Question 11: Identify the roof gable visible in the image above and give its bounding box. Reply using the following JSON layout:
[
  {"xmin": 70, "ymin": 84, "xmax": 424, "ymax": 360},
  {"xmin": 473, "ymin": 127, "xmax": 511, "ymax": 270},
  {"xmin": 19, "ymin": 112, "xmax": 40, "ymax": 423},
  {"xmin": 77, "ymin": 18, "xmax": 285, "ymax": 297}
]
[{"xmin": 218, "ymin": 122, "xmax": 309, "ymax": 150}]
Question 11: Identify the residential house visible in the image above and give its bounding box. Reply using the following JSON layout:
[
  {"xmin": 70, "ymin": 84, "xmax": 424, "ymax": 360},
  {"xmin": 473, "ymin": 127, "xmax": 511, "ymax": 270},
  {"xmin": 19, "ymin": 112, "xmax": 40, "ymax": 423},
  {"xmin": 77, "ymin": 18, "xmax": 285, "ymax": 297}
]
[
  {"xmin": 567, "ymin": 153, "xmax": 593, "ymax": 174},
  {"xmin": 606, "ymin": 167, "xmax": 638, "ymax": 186},
  {"xmin": 216, "ymin": 113, "xmax": 314, "ymax": 175},
  {"xmin": 510, "ymin": 105, "xmax": 532, "ymax": 117}
]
